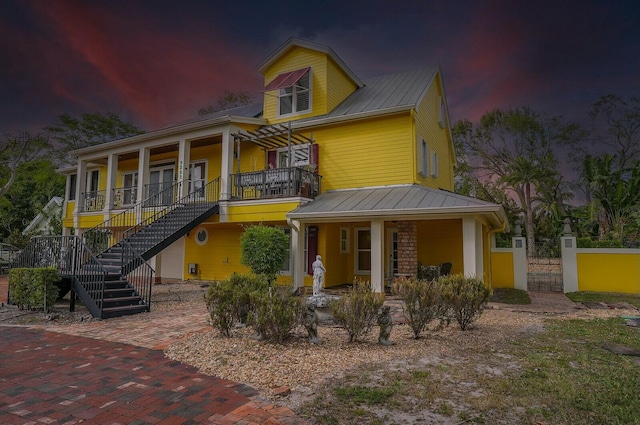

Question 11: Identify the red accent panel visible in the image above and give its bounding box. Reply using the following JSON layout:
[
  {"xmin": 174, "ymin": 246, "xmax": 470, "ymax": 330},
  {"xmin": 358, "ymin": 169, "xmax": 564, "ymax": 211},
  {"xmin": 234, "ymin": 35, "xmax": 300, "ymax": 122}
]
[
  {"xmin": 268, "ymin": 150, "xmax": 277, "ymax": 169},
  {"xmin": 311, "ymin": 143, "xmax": 319, "ymax": 171}
]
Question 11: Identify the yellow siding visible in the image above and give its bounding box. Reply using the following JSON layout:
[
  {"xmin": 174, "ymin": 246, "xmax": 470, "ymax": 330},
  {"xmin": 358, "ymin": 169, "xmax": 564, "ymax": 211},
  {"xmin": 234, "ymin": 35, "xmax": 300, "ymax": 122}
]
[
  {"xmin": 238, "ymin": 141, "xmax": 266, "ymax": 173},
  {"xmin": 313, "ymin": 114, "xmax": 414, "ymax": 190},
  {"xmin": 491, "ymin": 252, "xmax": 515, "ymax": 288},
  {"xmin": 263, "ymin": 46, "xmax": 328, "ymax": 123},
  {"xmin": 577, "ymin": 253, "xmax": 640, "ymax": 294},
  {"xmin": 226, "ymin": 201, "xmax": 301, "ymax": 223},
  {"xmin": 64, "ymin": 201, "xmax": 75, "ymax": 221},
  {"xmin": 317, "ymin": 222, "xmax": 349, "ymax": 288},
  {"xmin": 417, "ymin": 219, "xmax": 463, "ymax": 275},
  {"xmin": 184, "ymin": 224, "xmax": 250, "ymax": 281},
  {"xmin": 414, "ymin": 73, "xmax": 454, "ymax": 191},
  {"xmin": 326, "ymin": 58, "xmax": 358, "ymax": 111},
  {"xmin": 77, "ymin": 215, "xmax": 107, "ymax": 228}
]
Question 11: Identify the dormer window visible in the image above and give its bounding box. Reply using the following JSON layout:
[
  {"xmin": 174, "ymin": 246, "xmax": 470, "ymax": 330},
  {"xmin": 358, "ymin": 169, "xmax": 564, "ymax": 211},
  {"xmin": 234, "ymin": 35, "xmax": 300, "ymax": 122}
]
[
  {"xmin": 279, "ymin": 70, "xmax": 310, "ymax": 116},
  {"xmin": 263, "ymin": 67, "xmax": 312, "ymax": 117}
]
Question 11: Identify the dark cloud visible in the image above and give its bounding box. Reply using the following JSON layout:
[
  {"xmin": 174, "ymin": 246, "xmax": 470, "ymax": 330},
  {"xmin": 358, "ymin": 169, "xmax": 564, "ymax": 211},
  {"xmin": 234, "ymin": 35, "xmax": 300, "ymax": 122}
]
[{"xmin": 0, "ymin": 0, "xmax": 637, "ymax": 134}]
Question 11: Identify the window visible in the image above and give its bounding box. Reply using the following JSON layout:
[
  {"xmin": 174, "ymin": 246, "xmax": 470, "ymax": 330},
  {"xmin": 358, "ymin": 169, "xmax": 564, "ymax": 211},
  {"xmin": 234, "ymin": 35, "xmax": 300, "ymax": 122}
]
[
  {"xmin": 278, "ymin": 70, "xmax": 311, "ymax": 116},
  {"xmin": 122, "ymin": 171, "xmax": 138, "ymax": 205},
  {"xmin": 280, "ymin": 227, "xmax": 308, "ymax": 274},
  {"xmin": 86, "ymin": 169, "xmax": 99, "ymax": 194},
  {"xmin": 340, "ymin": 227, "xmax": 350, "ymax": 254},
  {"xmin": 355, "ymin": 228, "xmax": 371, "ymax": 274},
  {"xmin": 188, "ymin": 161, "xmax": 207, "ymax": 197},
  {"xmin": 277, "ymin": 144, "xmax": 310, "ymax": 168},
  {"xmin": 68, "ymin": 174, "xmax": 77, "ymax": 201},
  {"xmin": 431, "ymin": 151, "xmax": 439, "ymax": 178},
  {"xmin": 194, "ymin": 227, "xmax": 208, "ymax": 246},
  {"xmin": 418, "ymin": 138, "xmax": 429, "ymax": 176}
]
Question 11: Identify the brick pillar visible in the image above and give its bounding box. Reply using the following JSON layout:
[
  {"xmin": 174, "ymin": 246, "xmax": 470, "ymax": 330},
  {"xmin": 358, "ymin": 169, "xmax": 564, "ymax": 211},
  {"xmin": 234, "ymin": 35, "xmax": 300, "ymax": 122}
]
[{"xmin": 397, "ymin": 220, "xmax": 418, "ymax": 276}]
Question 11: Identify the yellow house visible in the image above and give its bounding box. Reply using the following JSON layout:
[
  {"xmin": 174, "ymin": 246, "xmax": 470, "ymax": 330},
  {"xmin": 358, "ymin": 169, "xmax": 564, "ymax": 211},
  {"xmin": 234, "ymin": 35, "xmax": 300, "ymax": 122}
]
[{"xmin": 52, "ymin": 38, "xmax": 507, "ymax": 317}]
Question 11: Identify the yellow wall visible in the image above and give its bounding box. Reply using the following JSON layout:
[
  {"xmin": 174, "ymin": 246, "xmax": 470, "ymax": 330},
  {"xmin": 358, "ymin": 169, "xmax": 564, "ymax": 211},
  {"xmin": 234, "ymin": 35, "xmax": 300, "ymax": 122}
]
[
  {"xmin": 226, "ymin": 201, "xmax": 302, "ymax": 223},
  {"xmin": 414, "ymin": 73, "xmax": 454, "ymax": 191},
  {"xmin": 577, "ymin": 253, "xmax": 640, "ymax": 294},
  {"xmin": 312, "ymin": 114, "xmax": 414, "ymax": 190},
  {"xmin": 417, "ymin": 219, "xmax": 463, "ymax": 275},
  {"xmin": 491, "ymin": 252, "xmax": 515, "ymax": 288},
  {"xmin": 326, "ymin": 58, "xmax": 358, "ymax": 112}
]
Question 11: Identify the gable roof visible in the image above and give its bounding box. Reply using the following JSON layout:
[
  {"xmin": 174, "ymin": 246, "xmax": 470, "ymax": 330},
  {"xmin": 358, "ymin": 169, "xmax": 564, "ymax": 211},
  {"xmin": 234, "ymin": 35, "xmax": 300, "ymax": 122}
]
[
  {"xmin": 258, "ymin": 38, "xmax": 364, "ymax": 88},
  {"xmin": 288, "ymin": 185, "xmax": 508, "ymax": 229}
]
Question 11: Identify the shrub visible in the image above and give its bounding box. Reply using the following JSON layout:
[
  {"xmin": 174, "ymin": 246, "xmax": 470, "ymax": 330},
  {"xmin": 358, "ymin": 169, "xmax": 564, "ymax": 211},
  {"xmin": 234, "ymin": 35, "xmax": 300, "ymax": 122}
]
[
  {"xmin": 392, "ymin": 277, "xmax": 449, "ymax": 339},
  {"xmin": 249, "ymin": 287, "xmax": 304, "ymax": 343},
  {"xmin": 240, "ymin": 225, "xmax": 289, "ymax": 284},
  {"xmin": 331, "ymin": 281, "xmax": 385, "ymax": 342},
  {"xmin": 440, "ymin": 274, "xmax": 492, "ymax": 330},
  {"xmin": 9, "ymin": 267, "xmax": 60, "ymax": 312},
  {"xmin": 204, "ymin": 273, "xmax": 267, "ymax": 337}
]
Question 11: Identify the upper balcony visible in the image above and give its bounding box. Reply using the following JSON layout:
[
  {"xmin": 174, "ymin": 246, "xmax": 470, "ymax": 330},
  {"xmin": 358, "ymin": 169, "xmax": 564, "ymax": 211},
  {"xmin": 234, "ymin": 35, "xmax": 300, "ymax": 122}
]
[{"xmin": 231, "ymin": 166, "xmax": 320, "ymax": 200}]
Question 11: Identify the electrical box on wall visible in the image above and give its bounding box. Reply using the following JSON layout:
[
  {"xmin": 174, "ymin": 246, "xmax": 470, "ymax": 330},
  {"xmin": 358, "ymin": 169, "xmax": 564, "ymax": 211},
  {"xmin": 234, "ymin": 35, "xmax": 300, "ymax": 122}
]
[{"xmin": 188, "ymin": 263, "xmax": 198, "ymax": 274}]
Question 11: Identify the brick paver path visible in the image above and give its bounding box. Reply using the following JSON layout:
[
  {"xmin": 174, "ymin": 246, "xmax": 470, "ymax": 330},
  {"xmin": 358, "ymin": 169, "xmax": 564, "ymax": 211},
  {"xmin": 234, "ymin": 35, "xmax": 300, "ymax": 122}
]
[{"xmin": 0, "ymin": 326, "xmax": 307, "ymax": 424}]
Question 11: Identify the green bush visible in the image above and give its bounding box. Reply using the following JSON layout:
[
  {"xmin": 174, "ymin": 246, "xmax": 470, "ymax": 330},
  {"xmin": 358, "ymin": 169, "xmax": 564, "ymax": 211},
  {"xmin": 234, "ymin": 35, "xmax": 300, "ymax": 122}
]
[
  {"xmin": 576, "ymin": 237, "xmax": 593, "ymax": 248},
  {"xmin": 331, "ymin": 281, "xmax": 385, "ymax": 342},
  {"xmin": 392, "ymin": 277, "xmax": 449, "ymax": 339},
  {"xmin": 240, "ymin": 225, "xmax": 289, "ymax": 284},
  {"xmin": 9, "ymin": 267, "xmax": 60, "ymax": 312},
  {"xmin": 204, "ymin": 273, "xmax": 267, "ymax": 337},
  {"xmin": 576, "ymin": 238, "xmax": 624, "ymax": 248},
  {"xmin": 249, "ymin": 287, "xmax": 304, "ymax": 343},
  {"xmin": 440, "ymin": 274, "xmax": 492, "ymax": 331}
]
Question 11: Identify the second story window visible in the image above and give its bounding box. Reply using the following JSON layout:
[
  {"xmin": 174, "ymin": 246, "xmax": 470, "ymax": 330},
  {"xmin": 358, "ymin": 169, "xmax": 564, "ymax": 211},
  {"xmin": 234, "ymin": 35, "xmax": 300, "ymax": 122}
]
[
  {"xmin": 279, "ymin": 70, "xmax": 311, "ymax": 116},
  {"xmin": 278, "ymin": 144, "xmax": 310, "ymax": 167}
]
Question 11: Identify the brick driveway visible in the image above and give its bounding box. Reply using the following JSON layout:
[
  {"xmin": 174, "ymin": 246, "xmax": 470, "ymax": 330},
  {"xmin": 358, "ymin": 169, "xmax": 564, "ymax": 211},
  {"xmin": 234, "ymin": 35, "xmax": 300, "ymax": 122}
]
[{"xmin": 0, "ymin": 326, "xmax": 306, "ymax": 424}]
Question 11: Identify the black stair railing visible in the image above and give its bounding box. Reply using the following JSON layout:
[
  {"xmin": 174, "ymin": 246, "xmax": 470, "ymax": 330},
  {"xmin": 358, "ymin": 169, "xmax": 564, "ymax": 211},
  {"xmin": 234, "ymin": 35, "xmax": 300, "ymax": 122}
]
[
  {"xmin": 11, "ymin": 235, "xmax": 110, "ymax": 316},
  {"xmin": 120, "ymin": 239, "xmax": 154, "ymax": 305}
]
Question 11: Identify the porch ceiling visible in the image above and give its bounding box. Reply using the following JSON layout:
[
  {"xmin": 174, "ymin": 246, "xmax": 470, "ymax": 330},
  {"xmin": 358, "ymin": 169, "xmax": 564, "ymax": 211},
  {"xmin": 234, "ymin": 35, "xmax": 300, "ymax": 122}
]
[{"xmin": 232, "ymin": 123, "xmax": 313, "ymax": 149}]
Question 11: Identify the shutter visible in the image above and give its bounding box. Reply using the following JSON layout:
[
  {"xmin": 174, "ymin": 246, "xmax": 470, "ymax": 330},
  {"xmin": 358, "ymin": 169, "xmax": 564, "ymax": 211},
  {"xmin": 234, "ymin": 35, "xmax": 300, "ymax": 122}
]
[
  {"xmin": 311, "ymin": 143, "xmax": 319, "ymax": 171},
  {"xmin": 307, "ymin": 225, "xmax": 318, "ymax": 275},
  {"xmin": 267, "ymin": 150, "xmax": 277, "ymax": 169}
]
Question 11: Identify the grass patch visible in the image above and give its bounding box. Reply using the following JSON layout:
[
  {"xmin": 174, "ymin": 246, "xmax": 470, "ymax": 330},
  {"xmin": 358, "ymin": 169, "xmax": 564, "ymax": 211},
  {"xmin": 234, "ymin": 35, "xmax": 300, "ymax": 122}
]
[
  {"xmin": 490, "ymin": 288, "xmax": 531, "ymax": 304},
  {"xmin": 566, "ymin": 291, "xmax": 640, "ymax": 308},
  {"xmin": 334, "ymin": 385, "xmax": 397, "ymax": 405}
]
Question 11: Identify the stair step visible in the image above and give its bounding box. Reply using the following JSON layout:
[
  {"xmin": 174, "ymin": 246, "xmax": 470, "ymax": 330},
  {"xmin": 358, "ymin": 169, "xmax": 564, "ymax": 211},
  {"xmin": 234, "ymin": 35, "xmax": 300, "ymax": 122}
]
[
  {"xmin": 101, "ymin": 304, "xmax": 148, "ymax": 318},
  {"xmin": 103, "ymin": 296, "xmax": 142, "ymax": 304}
]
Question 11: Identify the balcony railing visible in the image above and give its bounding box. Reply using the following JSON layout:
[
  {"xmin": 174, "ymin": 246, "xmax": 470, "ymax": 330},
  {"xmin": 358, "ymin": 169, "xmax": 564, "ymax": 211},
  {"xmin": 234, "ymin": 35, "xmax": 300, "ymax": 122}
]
[
  {"xmin": 79, "ymin": 190, "xmax": 106, "ymax": 212},
  {"xmin": 111, "ymin": 186, "xmax": 138, "ymax": 209},
  {"xmin": 232, "ymin": 167, "xmax": 321, "ymax": 200}
]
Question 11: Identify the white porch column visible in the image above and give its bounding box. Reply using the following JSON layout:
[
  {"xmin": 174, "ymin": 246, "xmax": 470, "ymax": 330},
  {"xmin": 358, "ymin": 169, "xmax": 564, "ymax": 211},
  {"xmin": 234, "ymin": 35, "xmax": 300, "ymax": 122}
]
[
  {"xmin": 512, "ymin": 236, "xmax": 528, "ymax": 291},
  {"xmin": 104, "ymin": 153, "xmax": 118, "ymax": 213},
  {"xmin": 220, "ymin": 129, "xmax": 233, "ymax": 201},
  {"xmin": 561, "ymin": 236, "xmax": 578, "ymax": 294},
  {"xmin": 290, "ymin": 220, "xmax": 305, "ymax": 290},
  {"xmin": 177, "ymin": 139, "xmax": 191, "ymax": 199},
  {"xmin": 137, "ymin": 147, "xmax": 150, "ymax": 203},
  {"xmin": 73, "ymin": 161, "xmax": 87, "ymax": 234},
  {"xmin": 371, "ymin": 219, "xmax": 384, "ymax": 292},
  {"xmin": 463, "ymin": 217, "xmax": 479, "ymax": 277}
]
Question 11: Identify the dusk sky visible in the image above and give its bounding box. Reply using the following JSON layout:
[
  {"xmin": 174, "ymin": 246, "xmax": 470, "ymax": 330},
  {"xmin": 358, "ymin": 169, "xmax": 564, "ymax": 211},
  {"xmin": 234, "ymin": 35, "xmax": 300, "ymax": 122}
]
[{"xmin": 1, "ymin": 0, "xmax": 638, "ymax": 135}]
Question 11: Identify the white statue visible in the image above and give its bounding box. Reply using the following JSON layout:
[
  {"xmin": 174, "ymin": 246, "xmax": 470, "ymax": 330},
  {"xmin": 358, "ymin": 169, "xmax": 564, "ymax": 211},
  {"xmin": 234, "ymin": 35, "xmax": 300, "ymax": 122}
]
[{"xmin": 312, "ymin": 255, "xmax": 326, "ymax": 296}]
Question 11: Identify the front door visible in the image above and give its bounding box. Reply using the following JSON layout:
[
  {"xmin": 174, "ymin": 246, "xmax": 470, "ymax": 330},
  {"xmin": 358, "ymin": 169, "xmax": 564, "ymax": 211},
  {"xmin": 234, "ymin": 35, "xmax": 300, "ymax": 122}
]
[{"xmin": 188, "ymin": 161, "xmax": 207, "ymax": 199}]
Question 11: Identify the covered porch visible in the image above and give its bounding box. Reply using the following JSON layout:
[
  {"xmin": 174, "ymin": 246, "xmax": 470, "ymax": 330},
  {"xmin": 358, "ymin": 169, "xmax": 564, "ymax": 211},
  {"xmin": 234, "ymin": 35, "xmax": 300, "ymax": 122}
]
[{"xmin": 286, "ymin": 185, "xmax": 508, "ymax": 292}]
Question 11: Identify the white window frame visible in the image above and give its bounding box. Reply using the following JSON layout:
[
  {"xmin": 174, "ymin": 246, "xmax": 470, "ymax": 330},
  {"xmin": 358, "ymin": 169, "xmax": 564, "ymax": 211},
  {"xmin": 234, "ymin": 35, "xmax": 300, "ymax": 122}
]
[
  {"xmin": 355, "ymin": 227, "xmax": 371, "ymax": 275},
  {"xmin": 194, "ymin": 226, "xmax": 209, "ymax": 246},
  {"xmin": 431, "ymin": 151, "xmax": 439, "ymax": 178},
  {"xmin": 121, "ymin": 171, "xmax": 138, "ymax": 206},
  {"xmin": 277, "ymin": 69, "xmax": 312, "ymax": 118},
  {"xmin": 277, "ymin": 144, "xmax": 310, "ymax": 168},
  {"xmin": 86, "ymin": 169, "xmax": 99, "ymax": 193},
  {"xmin": 280, "ymin": 226, "xmax": 308, "ymax": 275},
  {"xmin": 188, "ymin": 160, "xmax": 208, "ymax": 197},
  {"xmin": 340, "ymin": 227, "xmax": 350, "ymax": 254},
  {"xmin": 418, "ymin": 138, "xmax": 429, "ymax": 177}
]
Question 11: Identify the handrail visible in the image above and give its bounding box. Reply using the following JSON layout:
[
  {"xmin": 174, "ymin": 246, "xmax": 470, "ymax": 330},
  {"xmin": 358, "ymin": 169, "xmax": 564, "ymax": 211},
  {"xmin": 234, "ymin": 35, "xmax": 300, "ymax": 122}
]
[{"xmin": 120, "ymin": 239, "xmax": 154, "ymax": 307}]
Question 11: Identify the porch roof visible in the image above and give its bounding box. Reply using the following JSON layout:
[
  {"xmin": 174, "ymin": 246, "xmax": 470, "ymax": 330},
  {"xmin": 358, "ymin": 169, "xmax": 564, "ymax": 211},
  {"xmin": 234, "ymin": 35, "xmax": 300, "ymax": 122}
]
[
  {"xmin": 231, "ymin": 123, "xmax": 313, "ymax": 149},
  {"xmin": 287, "ymin": 184, "xmax": 509, "ymax": 230}
]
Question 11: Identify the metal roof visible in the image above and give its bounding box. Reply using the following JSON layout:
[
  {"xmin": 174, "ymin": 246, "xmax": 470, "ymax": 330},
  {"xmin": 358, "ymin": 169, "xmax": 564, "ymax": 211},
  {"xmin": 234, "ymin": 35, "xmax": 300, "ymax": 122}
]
[
  {"xmin": 295, "ymin": 68, "xmax": 439, "ymax": 126},
  {"xmin": 287, "ymin": 185, "xmax": 508, "ymax": 229},
  {"xmin": 177, "ymin": 102, "xmax": 264, "ymax": 126}
]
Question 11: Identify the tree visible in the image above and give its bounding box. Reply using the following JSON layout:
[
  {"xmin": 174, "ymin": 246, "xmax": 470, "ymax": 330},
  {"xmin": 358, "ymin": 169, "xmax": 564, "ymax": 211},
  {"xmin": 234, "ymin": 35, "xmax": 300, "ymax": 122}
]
[
  {"xmin": 454, "ymin": 108, "xmax": 579, "ymax": 256},
  {"xmin": 47, "ymin": 112, "xmax": 144, "ymax": 166},
  {"xmin": 239, "ymin": 225, "xmax": 289, "ymax": 285},
  {"xmin": 198, "ymin": 90, "xmax": 254, "ymax": 115},
  {"xmin": 590, "ymin": 95, "xmax": 640, "ymax": 169},
  {"xmin": 0, "ymin": 131, "xmax": 49, "ymax": 197}
]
